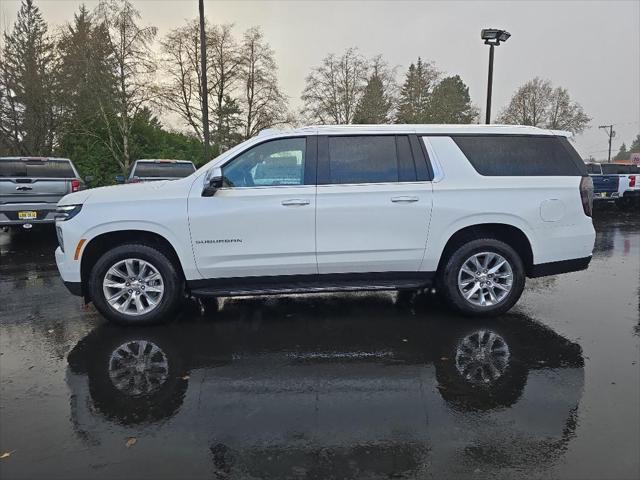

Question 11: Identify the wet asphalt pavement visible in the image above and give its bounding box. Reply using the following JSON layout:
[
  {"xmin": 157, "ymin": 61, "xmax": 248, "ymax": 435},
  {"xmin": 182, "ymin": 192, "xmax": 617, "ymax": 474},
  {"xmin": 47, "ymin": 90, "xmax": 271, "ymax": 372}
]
[{"xmin": 0, "ymin": 209, "xmax": 639, "ymax": 480}]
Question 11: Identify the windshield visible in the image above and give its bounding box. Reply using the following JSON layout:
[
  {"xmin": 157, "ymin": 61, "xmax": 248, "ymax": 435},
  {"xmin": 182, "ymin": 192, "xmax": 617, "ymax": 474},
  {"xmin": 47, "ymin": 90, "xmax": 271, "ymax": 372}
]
[
  {"xmin": 132, "ymin": 162, "xmax": 196, "ymax": 178},
  {"xmin": 0, "ymin": 159, "xmax": 76, "ymax": 178}
]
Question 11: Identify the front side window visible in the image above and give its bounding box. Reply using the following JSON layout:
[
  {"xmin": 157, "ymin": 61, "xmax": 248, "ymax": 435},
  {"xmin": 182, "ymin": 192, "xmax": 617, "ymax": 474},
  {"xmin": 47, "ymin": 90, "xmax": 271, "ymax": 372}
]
[
  {"xmin": 326, "ymin": 135, "xmax": 415, "ymax": 184},
  {"xmin": 223, "ymin": 137, "xmax": 306, "ymax": 187}
]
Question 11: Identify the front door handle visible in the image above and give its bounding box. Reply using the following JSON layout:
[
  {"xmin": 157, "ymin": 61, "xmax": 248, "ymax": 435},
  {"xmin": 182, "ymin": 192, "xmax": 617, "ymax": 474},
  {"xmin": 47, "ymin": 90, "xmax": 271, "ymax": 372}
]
[
  {"xmin": 391, "ymin": 196, "xmax": 419, "ymax": 203},
  {"xmin": 281, "ymin": 199, "xmax": 310, "ymax": 206}
]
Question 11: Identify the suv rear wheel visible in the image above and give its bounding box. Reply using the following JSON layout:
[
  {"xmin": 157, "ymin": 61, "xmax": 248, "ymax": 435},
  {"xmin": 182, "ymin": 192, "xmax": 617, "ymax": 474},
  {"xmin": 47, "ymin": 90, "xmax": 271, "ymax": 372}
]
[
  {"xmin": 439, "ymin": 238, "xmax": 525, "ymax": 316},
  {"xmin": 89, "ymin": 244, "xmax": 183, "ymax": 325}
]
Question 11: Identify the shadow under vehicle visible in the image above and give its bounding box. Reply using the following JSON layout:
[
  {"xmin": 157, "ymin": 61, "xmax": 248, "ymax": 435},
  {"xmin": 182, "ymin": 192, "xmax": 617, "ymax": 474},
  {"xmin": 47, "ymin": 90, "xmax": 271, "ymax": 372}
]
[{"xmin": 66, "ymin": 294, "xmax": 584, "ymax": 479}]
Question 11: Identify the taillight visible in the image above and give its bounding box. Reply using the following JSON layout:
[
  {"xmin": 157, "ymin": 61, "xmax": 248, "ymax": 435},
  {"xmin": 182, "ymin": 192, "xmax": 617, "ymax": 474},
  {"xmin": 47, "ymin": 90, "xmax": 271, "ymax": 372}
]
[
  {"xmin": 580, "ymin": 176, "xmax": 593, "ymax": 217},
  {"xmin": 629, "ymin": 175, "xmax": 636, "ymax": 188},
  {"xmin": 71, "ymin": 179, "xmax": 80, "ymax": 192}
]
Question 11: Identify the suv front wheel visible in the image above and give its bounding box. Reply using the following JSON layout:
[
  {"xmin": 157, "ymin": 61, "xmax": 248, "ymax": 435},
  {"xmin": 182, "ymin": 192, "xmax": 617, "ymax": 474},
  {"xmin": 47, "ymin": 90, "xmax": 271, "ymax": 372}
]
[
  {"xmin": 439, "ymin": 238, "xmax": 525, "ymax": 316},
  {"xmin": 89, "ymin": 244, "xmax": 183, "ymax": 325}
]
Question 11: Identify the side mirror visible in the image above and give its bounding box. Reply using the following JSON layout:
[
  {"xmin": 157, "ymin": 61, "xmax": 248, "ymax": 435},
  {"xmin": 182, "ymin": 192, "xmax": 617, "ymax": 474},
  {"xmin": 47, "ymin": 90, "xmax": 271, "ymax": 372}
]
[
  {"xmin": 202, "ymin": 167, "xmax": 223, "ymax": 197},
  {"xmin": 84, "ymin": 175, "xmax": 94, "ymax": 183},
  {"xmin": 115, "ymin": 175, "xmax": 125, "ymax": 184}
]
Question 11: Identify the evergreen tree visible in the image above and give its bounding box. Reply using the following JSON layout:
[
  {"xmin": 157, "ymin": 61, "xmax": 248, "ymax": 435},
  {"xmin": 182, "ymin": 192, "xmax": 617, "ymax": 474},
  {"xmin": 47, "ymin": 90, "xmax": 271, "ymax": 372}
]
[
  {"xmin": 58, "ymin": 5, "xmax": 116, "ymax": 127},
  {"xmin": 613, "ymin": 142, "xmax": 628, "ymax": 161},
  {"xmin": 353, "ymin": 74, "xmax": 391, "ymax": 124},
  {"xmin": 395, "ymin": 57, "xmax": 438, "ymax": 124},
  {"xmin": 0, "ymin": 0, "xmax": 58, "ymax": 155},
  {"xmin": 427, "ymin": 75, "xmax": 477, "ymax": 124},
  {"xmin": 628, "ymin": 134, "xmax": 640, "ymax": 154}
]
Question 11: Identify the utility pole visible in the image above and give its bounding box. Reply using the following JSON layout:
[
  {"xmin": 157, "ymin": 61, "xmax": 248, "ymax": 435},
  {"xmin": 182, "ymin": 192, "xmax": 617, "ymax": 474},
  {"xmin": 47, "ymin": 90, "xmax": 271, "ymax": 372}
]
[
  {"xmin": 485, "ymin": 44, "xmax": 495, "ymax": 124},
  {"xmin": 598, "ymin": 125, "xmax": 615, "ymax": 163},
  {"xmin": 199, "ymin": 0, "xmax": 210, "ymax": 162}
]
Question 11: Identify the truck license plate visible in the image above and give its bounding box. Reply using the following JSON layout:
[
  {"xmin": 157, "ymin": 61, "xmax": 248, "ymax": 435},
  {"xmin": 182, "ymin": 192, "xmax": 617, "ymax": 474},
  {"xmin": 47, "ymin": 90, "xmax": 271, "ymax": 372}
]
[{"xmin": 18, "ymin": 211, "xmax": 37, "ymax": 220}]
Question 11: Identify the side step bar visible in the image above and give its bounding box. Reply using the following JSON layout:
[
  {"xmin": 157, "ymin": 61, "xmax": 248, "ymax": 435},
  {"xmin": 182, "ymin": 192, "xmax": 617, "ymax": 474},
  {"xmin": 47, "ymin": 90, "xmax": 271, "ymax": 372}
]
[{"xmin": 188, "ymin": 274, "xmax": 434, "ymax": 298}]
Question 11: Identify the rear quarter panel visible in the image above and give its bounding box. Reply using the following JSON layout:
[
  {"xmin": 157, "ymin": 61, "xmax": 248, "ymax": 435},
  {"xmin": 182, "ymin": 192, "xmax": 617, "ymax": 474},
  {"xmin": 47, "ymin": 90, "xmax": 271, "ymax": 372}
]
[{"xmin": 421, "ymin": 137, "xmax": 595, "ymax": 271}]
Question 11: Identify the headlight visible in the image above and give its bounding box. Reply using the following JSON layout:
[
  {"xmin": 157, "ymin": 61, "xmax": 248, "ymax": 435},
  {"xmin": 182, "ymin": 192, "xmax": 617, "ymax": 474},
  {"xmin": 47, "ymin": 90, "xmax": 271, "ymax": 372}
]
[
  {"xmin": 55, "ymin": 204, "xmax": 83, "ymax": 221},
  {"xmin": 56, "ymin": 225, "xmax": 64, "ymax": 252}
]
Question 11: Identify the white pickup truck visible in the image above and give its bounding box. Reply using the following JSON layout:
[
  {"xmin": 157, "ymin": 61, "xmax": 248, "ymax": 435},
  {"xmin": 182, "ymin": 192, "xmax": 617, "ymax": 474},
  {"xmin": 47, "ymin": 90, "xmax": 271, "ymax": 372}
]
[
  {"xmin": 54, "ymin": 125, "xmax": 596, "ymax": 324},
  {"xmin": 603, "ymin": 163, "xmax": 640, "ymax": 210}
]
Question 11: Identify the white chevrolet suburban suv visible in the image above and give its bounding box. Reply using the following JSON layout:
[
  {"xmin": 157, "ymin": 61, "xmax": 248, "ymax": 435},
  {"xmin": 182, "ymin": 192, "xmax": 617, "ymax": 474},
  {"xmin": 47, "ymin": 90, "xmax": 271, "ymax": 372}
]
[{"xmin": 55, "ymin": 125, "xmax": 595, "ymax": 324}]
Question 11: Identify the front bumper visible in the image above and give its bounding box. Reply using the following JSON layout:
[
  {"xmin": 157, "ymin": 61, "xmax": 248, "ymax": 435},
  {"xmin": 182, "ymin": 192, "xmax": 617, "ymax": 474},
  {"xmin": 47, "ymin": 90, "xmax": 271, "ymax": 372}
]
[
  {"xmin": 64, "ymin": 281, "xmax": 83, "ymax": 296},
  {"xmin": 55, "ymin": 246, "xmax": 82, "ymax": 283}
]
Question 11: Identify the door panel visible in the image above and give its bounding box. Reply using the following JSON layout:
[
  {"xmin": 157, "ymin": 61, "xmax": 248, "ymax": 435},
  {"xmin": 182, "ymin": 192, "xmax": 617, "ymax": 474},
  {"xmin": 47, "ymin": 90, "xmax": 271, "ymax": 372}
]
[
  {"xmin": 316, "ymin": 182, "xmax": 433, "ymax": 273},
  {"xmin": 189, "ymin": 186, "xmax": 317, "ymax": 279},
  {"xmin": 315, "ymin": 134, "xmax": 434, "ymax": 274},
  {"xmin": 188, "ymin": 136, "xmax": 317, "ymax": 279}
]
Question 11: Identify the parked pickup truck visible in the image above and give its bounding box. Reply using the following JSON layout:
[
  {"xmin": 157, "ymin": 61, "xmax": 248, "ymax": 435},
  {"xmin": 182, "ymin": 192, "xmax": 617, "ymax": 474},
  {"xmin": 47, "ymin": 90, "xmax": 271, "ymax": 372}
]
[
  {"xmin": 586, "ymin": 163, "xmax": 620, "ymax": 202},
  {"xmin": 115, "ymin": 159, "xmax": 196, "ymax": 184},
  {"xmin": 603, "ymin": 163, "xmax": 639, "ymax": 210},
  {"xmin": 0, "ymin": 157, "xmax": 86, "ymax": 230}
]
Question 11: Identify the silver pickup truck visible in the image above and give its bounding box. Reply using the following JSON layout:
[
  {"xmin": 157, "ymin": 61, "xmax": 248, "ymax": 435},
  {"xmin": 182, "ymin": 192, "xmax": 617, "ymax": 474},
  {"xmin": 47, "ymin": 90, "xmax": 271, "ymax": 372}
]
[{"xmin": 0, "ymin": 157, "xmax": 86, "ymax": 230}]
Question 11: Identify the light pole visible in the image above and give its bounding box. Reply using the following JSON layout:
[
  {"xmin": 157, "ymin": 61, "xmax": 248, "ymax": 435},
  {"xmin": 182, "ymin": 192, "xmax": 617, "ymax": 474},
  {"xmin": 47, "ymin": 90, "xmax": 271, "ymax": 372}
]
[
  {"xmin": 199, "ymin": 0, "xmax": 210, "ymax": 162},
  {"xmin": 481, "ymin": 28, "xmax": 511, "ymax": 124}
]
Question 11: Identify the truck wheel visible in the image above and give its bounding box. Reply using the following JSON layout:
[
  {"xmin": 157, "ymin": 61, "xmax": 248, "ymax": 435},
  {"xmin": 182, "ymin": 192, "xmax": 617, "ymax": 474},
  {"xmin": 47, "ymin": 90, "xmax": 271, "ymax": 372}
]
[
  {"xmin": 89, "ymin": 244, "xmax": 183, "ymax": 325},
  {"xmin": 439, "ymin": 238, "xmax": 525, "ymax": 317}
]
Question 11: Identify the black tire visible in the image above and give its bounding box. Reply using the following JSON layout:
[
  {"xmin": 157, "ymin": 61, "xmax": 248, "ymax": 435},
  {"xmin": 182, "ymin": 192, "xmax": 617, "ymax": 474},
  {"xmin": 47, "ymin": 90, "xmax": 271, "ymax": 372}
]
[
  {"xmin": 439, "ymin": 238, "xmax": 525, "ymax": 317},
  {"xmin": 89, "ymin": 243, "xmax": 184, "ymax": 325}
]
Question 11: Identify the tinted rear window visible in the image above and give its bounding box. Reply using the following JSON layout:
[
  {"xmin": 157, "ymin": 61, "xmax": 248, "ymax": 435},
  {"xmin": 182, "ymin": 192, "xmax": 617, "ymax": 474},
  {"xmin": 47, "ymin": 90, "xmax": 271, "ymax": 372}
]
[
  {"xmin": 0, "ymin": 159, "xmax": 75, "ymax": 178},
  {"xmin": 452, "ymin": 136, "xmax": 587, "ymax": 176},
  {"xmin": 326, "ymin": 135, "xmax": 416, "ymax": 184},
  {"xmin": 132, "ymin": 162, "xmax": 195, "ymax": 178}
]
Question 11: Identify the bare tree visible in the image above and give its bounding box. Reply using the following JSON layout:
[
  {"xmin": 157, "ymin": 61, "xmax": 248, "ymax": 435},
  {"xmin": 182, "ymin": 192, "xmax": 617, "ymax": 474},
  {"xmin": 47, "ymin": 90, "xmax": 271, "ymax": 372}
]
[
  {"xmin": 239, "ymin": 27, "xmax": 289, "ymax": 139},
  {"xmin": 498, "ymin": 77, "xmax": 590, "ymax": 134},
  {"xmin": 301, "ymin": 47, "xmax": 369, "ymax": 124},
  {"xmin": 95, "ymin": 0, "xmax": 157, "ymax": 175},
  {"xmin": 208, "ymin": 23, "xmax": 242, "ymax": 151},
  {"xmin": 546, "ymin": 86, "xmax": 591, "ymax": 134},
  {"xmin": 158, "ymin": 20, "xmax": 207, "ymax": 141}
]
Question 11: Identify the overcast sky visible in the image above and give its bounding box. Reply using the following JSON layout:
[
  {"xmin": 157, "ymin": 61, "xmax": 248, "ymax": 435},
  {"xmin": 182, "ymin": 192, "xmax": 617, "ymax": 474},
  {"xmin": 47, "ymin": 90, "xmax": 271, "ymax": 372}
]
[{"xmin": 2, "ymin": 0, "xmax": 639, "ymax": 159}]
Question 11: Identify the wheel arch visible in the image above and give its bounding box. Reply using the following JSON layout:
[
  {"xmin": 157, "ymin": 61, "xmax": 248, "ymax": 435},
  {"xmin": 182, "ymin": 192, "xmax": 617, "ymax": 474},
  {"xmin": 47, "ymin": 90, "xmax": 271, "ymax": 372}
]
[
  {"xmin": 436, "ymin": 223, "xmax": 534, "ymax": 276},
  {"xmin": 80, "ymin": 229, "xmax": 186, "ymax": 300}
]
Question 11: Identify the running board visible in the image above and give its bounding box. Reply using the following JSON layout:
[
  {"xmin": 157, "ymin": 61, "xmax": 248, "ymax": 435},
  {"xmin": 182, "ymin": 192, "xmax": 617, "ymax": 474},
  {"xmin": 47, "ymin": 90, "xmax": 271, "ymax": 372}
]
[{"xmin": 188, "ymin": 273, "xmax": 434, "ymax": 298}]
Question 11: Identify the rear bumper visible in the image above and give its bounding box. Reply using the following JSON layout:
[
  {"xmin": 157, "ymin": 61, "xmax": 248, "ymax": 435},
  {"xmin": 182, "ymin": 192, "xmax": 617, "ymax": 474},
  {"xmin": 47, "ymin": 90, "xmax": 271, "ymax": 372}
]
[
  {"xmin": 529, "ymin": 256, "xmax": 591, "ymax": 278},
  {"xmin": 0, "ymin": 204, "xmax": 57, "ymax": 225},
  {"xmin": 592, "ymin": 192, "xmax": 619, "ymax": 201},
  {"xmin": 622, "ymin": 190, "xmax": 640, "ymax": 198}
]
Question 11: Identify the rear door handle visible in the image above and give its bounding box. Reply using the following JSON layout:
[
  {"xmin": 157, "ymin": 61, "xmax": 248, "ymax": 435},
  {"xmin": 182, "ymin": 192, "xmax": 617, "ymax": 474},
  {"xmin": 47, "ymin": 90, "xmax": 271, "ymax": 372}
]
[
  {"xmin": 391, "ymin": 196, "xmax": 419, "ymax": 203},
  {"xmin": 281, "ymin": 199, "xmax": 310, "ymax": 206}
]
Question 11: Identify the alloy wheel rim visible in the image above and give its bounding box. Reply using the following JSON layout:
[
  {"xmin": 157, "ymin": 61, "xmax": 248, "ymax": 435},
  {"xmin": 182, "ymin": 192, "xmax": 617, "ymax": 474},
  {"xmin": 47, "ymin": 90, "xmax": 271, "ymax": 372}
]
[
  {"xmin": 457, "ymin": 251, "xmax": 513, "ymax": 307},
  {"xmin": 108, "ymin": 340, "xmax": 169, "ymax": 396},
  {"xmin": 455, "ymin": 330, "xmax": 510, "ymax": 385},
  {"xmin": 103, "ymin": 258, "xmax": 164, "ymax": 316}
]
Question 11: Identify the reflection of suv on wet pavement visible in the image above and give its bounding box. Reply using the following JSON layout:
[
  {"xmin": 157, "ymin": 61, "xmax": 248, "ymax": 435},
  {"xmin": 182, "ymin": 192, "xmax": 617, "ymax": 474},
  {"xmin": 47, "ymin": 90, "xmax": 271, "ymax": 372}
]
[
  {"xmin": 0, "ymin": 157, "xmax": 85, "ymax": 231},
  {"xmin": 54, "ymin": 125, "xmax": 596, "ymax": 324},
  {"xmin": 66, "ymin": 299, "xmax": 584, "ymax": 478}
]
